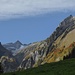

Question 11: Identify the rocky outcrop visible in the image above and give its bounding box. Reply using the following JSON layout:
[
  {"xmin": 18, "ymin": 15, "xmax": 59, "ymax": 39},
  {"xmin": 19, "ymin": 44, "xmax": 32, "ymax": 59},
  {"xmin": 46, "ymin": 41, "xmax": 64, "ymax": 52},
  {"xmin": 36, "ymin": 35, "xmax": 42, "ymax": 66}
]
[
  {"xmin": 43, "ymin": 42, "xmax": 75, "ymax": 63},
  {"xmin": 0, "ymin": 56, "xmax": 18, "ymax": 72},
  {"xmin": 43, "ymin": 15, "xmax": 75, "ymax": 63},
  {"xmin": 17, "ymin": 41, "xmax": 48, "ymax": 69},
  {"xmin": 46, "ymin": 15, "xmax": 75, "ymax": 54}
]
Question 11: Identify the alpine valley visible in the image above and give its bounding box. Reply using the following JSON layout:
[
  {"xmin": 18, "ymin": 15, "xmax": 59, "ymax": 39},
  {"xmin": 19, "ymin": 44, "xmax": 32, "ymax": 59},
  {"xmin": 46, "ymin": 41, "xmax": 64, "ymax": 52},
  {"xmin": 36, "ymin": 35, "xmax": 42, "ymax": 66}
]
[{"xmin": 0, "ymin": 15, "xmax": 75, "ymax": 73}]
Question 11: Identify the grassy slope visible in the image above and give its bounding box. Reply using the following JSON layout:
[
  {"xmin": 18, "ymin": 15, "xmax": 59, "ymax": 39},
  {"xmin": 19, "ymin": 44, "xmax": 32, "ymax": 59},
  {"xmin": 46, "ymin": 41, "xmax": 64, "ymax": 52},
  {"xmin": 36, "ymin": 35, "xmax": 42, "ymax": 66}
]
[{"xmin": 2, "ymin": 58, "xmax": 75, "ymax": 75}]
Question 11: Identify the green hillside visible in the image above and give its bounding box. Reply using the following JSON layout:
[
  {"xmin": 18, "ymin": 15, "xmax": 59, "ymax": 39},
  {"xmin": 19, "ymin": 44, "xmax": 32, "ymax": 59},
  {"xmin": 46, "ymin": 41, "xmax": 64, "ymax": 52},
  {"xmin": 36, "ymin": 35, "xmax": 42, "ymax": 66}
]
[{"xmin": 2, "ymin": 58, "xmax": 75, "ymax": 75}]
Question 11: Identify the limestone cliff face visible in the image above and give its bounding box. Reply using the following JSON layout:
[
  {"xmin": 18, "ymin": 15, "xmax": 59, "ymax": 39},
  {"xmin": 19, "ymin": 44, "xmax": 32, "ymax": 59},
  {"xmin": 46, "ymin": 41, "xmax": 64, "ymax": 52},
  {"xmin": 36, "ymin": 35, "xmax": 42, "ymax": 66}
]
[
  {"xmin": 43, "ymin": 15, "xmax": 75, "ymax": 63},
  {"xmin": 46, "ymin": 15, "xmax": 75, "ymax": 53},
  {"xmin": 18, "ymin": 15, "xmax": 75, "ymax": 69},
  {"xmin": 17, "ymin": 41, "xmax": 48, "ymax": 69},
  {"xmin": 43, "ymin": 42, "xmax": 75, "ymax": 63}
]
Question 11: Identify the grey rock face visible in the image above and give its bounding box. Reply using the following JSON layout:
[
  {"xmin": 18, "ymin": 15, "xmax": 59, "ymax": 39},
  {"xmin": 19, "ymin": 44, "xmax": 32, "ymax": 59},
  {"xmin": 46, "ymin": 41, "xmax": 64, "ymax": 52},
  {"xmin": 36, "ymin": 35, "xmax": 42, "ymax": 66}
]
[
  {"xmin": 0, "ymin": 56, "xmax": 18, "ymax": 72},
  {"xmin": 3, "ymin": 40, "xmax": 28, "ymax": 54},
  {"xmin": 46, "ymin": 15, "xmax": 75, "ymax": 54},
  {"xmin": 18, "ymin": 41, "xmax": 48, "ymax": 69}
]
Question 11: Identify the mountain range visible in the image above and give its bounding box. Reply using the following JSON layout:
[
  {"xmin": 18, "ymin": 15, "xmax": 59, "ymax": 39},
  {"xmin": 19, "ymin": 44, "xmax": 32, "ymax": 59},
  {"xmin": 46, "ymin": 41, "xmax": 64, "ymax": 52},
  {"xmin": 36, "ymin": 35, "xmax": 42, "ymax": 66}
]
[
  {"xmin": 3, "ymin": 40, "xmax": 30, "ymax": 55},
  {"xmin": 0, "ymin": 15, "xmax": 75, "ymax": 72}
]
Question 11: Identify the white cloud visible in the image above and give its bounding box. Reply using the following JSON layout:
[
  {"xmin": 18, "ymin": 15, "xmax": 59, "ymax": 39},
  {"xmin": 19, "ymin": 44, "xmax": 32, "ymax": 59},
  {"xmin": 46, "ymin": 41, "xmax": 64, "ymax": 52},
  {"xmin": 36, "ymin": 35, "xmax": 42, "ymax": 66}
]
[{"xmin": 0, "ymin": 0, "xmax": 75, "ymax": 19}]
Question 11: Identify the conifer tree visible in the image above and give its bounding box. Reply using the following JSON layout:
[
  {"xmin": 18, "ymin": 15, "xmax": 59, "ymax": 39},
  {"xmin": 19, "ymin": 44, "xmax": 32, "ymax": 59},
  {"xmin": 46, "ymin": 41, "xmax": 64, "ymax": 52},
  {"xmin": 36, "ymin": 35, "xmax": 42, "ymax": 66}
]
[{"xmin": 0, "ymin": 62, "xmax": 3, "ymax": 74}]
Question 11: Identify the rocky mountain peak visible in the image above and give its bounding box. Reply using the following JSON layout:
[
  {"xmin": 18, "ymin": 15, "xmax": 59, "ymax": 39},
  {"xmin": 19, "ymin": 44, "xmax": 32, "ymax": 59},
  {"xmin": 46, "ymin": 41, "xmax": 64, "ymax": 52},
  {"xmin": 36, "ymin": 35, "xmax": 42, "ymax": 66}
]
[
  {"xmin": 46, "ymin": 15, "xmax": 75, "ymax": 52},
  {"xmin": 59, "ymin": 15, "xmax": 74, "ymax": 27},
  {"xmin": 14, "ymin": 40, "xmax": 22, "ymax": 45}
]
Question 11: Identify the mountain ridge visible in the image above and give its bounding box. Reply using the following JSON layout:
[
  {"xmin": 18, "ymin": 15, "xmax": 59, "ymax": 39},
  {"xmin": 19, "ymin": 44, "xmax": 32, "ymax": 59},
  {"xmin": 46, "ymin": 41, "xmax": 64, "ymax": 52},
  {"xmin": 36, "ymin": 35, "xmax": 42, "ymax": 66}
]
[
  {"xmin": 1, "ymin": 15, "xmax": 75, "ymax": 72},
  {"xmin": 3, "ymin": 40, "xmax": 30, "ymax": 55},
  {"xmin": 17, "ymin": 15, "xmax": 75, "ymax": 70}
]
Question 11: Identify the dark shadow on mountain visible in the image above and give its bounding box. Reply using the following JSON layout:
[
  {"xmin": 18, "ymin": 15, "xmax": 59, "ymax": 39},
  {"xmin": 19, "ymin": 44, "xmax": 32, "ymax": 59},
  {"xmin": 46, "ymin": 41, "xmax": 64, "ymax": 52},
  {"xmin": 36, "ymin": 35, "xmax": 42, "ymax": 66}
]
[{"xmin": 64, "ymin": 47, "xmax": 75, "ymax": 60}]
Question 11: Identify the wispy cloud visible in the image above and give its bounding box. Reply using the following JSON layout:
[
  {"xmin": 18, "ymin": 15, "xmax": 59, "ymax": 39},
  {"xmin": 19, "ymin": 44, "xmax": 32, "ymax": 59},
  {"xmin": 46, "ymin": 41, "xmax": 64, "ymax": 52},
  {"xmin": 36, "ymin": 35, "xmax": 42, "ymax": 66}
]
[{"xmin": 0, "ymin": 0, "xmax": 75, "ymax": 19}]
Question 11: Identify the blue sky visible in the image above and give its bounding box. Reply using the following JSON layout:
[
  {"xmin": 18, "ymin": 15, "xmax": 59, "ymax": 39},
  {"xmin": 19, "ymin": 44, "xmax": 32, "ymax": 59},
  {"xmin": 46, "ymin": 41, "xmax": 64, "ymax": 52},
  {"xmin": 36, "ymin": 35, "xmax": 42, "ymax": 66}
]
[
  {"xmin": 0, "ymin": 0, "xmax": 75, "ymax": 44},
  {"xmin": 0, "ymin": 12, "xmax": 75, "ymax": 44}
]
